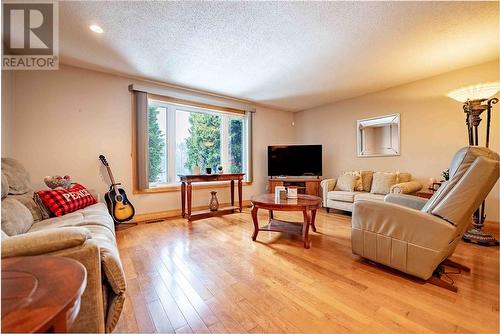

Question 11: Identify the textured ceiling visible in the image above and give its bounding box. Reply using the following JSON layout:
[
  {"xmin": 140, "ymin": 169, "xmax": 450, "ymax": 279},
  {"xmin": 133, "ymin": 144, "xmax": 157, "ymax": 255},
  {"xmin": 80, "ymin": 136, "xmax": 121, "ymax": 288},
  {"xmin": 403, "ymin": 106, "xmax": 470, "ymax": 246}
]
[{"xmin": 59, "ymin": 1, "xmax": 499, "ymax": 111}]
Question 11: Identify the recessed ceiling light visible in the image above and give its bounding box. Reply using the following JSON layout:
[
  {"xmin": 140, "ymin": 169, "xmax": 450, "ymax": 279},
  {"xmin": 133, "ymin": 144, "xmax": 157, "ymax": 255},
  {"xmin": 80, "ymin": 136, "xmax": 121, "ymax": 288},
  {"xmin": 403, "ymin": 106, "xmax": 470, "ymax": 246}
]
[{"xmin": 89, "ymin": 25, "xmax": 103, "ymax": 34}]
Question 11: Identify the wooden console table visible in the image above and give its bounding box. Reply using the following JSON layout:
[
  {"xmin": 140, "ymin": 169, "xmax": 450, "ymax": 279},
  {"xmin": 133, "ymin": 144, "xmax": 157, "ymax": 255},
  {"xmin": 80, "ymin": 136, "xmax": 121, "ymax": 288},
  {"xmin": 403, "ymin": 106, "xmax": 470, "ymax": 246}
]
[{"xmin": 179, "ymin": 173, "xmax": 245, "ymax": 221}]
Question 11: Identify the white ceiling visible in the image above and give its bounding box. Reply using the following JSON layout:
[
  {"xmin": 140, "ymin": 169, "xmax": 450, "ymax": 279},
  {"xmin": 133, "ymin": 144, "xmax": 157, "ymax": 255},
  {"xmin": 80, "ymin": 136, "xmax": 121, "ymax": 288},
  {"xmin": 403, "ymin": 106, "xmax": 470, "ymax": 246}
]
[{"xmin": 59, "ymin": 1, "xmax": 499, "ymax": 112}]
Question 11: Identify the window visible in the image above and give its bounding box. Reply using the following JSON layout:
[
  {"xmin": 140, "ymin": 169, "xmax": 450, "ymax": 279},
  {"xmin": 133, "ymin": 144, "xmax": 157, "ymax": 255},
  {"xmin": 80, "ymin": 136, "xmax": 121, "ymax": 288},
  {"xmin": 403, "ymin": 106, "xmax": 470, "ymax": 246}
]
[{"xmin": 146, "ymin": 97, "xmax": 249, "ymax": 188}]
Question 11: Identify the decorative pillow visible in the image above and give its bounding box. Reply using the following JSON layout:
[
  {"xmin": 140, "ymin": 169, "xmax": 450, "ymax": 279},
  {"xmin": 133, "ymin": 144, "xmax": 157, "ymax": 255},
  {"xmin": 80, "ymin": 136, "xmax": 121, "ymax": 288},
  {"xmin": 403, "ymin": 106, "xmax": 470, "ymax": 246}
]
[
  {"xmin": 1, "ymin": 158, "xmax": 32, "ymax": 195},
  {"xmin": 370, "ymin": 172, "xmax": 397, "ymax": 195},
  {"xmin": 35, "ymin": 183, "xmax": 97, "ymax": 217},
  {"xmin": 343, "ymin": 171, "xmax": 363, "ymax": 191},
  {"xmin": 360, "ymin": 171, "xmax": 374, "ymax": 192},
  {"xmin": 397, "ymin": 172, "xmax": 412, "ymax": 183},
  {"xmin": 11, "ymin": 193, "xmax": 47, "ymax": 222},
  {"xmin": 336, "ymin": 174, "xmax": 358, "ymax": 192},
  {"xmin": 1, "ymin": 197, "xmax": 34, "ymax": 236}
]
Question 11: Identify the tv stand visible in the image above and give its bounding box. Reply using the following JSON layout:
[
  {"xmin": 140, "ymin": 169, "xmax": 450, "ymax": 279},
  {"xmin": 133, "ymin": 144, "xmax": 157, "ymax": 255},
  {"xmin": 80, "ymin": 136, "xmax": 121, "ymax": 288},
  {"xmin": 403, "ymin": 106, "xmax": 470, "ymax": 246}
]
[{"xmin": 268, "ymin": 177, "xmax": 323, "ymax": 197}]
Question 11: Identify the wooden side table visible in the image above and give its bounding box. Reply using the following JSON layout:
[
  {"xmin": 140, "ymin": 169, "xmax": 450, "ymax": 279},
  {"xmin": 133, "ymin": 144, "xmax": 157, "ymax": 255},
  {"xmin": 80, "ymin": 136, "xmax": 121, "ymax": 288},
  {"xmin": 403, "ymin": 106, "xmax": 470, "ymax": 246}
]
[
  {"xmin": 415, "ymin": 190, "xmax": 434, "ymax": 199},
  {"xmin": 179, "ymin": 173, "xmax": 245, "ymax": 221},
  {"xmin": 2, "ymin": 256, "xmax": 87, "ymax": 333}
]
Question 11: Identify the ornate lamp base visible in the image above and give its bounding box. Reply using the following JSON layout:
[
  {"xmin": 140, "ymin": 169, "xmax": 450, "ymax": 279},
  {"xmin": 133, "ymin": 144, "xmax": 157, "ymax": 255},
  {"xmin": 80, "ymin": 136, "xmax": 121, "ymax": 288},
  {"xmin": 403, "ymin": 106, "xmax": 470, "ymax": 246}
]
[{"xmin": 463, "ymin": 228, "xmax": 499, "ymax": 246}]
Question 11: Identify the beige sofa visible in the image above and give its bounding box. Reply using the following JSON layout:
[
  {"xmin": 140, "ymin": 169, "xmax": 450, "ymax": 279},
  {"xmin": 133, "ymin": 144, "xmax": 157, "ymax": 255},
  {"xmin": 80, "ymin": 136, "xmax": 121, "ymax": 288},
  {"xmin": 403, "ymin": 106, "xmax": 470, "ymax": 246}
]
[
  {"xmin": 1, "ymin": 158, "xmax": 125, "ymax": 333},
  {"xmin": 321, "ymin": 171, "xmax": 422, "ymax": 212}
]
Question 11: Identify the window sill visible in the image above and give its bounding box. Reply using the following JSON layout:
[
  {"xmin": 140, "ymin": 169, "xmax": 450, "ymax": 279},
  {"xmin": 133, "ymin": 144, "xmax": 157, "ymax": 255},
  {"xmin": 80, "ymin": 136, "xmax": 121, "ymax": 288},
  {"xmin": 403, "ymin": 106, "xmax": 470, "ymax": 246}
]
[{"xmin": 133, "ymin": 181, "xmax": 253, "ymax": 194}]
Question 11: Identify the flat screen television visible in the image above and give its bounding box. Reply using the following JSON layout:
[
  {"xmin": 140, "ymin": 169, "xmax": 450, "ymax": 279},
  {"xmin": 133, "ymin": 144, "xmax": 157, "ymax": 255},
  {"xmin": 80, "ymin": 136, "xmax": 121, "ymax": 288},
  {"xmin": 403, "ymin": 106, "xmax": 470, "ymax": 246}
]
[{"xmin": 268, "ymin": 145, "xmax": 322, "ymax": 177}]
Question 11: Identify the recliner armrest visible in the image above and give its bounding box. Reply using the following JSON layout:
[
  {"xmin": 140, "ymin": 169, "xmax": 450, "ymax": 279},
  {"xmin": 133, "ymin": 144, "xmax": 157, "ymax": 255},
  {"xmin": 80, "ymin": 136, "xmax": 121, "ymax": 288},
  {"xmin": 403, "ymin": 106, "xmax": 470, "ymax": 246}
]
[
  {"xmin": 320, "ymin": 178, "xmax": 337, "ymax": 206},
  {"xmin": 352, "ymin": 200, "xmax": 456, "ymax": 250},
  {"xmin": 390, "ymin": 181, "xmax": 423, "ymax": 194},
  {"xmin": 1, "ymin": 227, "xmax": 91, "ymax": 258},
  {"xmin": 384, "ymin": 193, "xmax": 428, "ymax": 210}
]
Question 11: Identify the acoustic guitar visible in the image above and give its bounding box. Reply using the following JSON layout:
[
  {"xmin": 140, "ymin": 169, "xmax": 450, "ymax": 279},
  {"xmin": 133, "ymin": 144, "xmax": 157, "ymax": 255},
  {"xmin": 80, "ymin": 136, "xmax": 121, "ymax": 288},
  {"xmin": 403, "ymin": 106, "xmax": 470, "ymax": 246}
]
[{"xmin": 99, "ymin": 155, "xmax": 135, "ymax": 223}]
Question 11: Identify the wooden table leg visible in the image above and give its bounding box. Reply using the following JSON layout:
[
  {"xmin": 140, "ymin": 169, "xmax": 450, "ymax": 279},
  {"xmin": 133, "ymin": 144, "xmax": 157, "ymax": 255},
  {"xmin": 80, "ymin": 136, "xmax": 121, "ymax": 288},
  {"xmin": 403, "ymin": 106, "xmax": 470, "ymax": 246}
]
[
  {"xmin": 311, "ymin": 209, "xmax": 317, "ymax": 232},
  {"xmin": 187, "ymin": 182, "xmax": 192, "ymax": 220},
  {"xmin": 251, "ymin": 206, "xmax": 259, "ymax": 241},
  {"xmin": 302, "ymin": 210, "xmax": 311, "ymax": 249},
  {"xmin": 181, "ymin": 182, "xmax": 186, "ymax": 218},
  {"xmin": 269, "ymin": 210, "xmax": 274, "ymax": 221},
  {"xmin": 238, "ymin": 179, "xmax": 243, "ymax": 212},
  {"xmin": 230, "ymin": 180, "xmax": 235, "ymax": 207}
]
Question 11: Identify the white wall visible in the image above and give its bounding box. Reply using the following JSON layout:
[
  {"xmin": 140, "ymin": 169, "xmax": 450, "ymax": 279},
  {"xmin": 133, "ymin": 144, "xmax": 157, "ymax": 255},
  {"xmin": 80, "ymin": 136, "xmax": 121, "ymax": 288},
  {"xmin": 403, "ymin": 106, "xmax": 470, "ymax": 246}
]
[
  {"xmin": 5, "ymin": 65, "xmax": 295, "ymax": 215},
  {"xmin": 294, "ymin": 60, "xmax": 500, "ymax": 221}
]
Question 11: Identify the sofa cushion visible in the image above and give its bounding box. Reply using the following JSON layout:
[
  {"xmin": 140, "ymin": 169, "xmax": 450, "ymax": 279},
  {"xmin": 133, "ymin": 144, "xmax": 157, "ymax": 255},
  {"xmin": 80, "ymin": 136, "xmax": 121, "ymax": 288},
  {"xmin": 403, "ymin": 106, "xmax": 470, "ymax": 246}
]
[
  {"xmin": 360, "ymin": 171, "xmax": 374, "ymax": 192},
  {"xmin": 1, "ymin": 197, "xmax": 34, "ymax": 236},
  {"xmin": 28, "ymin": 203, "xmax": 115, "ymax": 235},
  {"xmin": 355, "ymin": 193, "xmax": 385, "ymax": 202},
  {"xmin": 370, "ymin": 172, "xmax": 397, "ymax": 195},
  {"xmin": 327, "ymin": 190, "xmax": 362, "ymax": 203},
  {"xmin": 336, "ymin": 174, "xmax": 359, "ymax": 192},
  {"xmin": 1, "ymin": 173, "xmax": 8, "ymax": 199},
  {"xmin": 1, "ymin": 158, "xmax": 31, "ymax": 195},
  {"xmin": 10, "ymin": 193, "xmax": 46, "ymax": 222}
]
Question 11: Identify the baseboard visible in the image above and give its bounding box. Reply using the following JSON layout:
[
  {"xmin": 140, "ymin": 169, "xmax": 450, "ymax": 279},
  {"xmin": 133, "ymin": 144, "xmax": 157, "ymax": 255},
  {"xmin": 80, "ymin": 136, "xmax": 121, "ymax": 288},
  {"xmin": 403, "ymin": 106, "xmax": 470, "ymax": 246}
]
[{"xmin": 131, "ymin": 200, "xmax": 252, "ymax": 223}]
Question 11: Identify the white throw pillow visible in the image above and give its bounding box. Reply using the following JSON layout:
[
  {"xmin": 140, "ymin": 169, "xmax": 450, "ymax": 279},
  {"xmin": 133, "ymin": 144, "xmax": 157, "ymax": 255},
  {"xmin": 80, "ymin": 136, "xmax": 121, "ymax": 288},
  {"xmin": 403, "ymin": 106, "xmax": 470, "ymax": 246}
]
[{"xmin": 370, "ymin": 172, "xmax": 397, "ymax": 195}]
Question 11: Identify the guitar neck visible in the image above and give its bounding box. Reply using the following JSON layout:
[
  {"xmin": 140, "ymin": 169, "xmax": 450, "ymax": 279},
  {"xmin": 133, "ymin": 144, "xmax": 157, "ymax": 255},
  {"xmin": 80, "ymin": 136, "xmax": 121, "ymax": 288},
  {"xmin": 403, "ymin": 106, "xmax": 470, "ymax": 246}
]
[{"xmin": 106, "ymin": 166, "xmax": 119, "ymax": 193}]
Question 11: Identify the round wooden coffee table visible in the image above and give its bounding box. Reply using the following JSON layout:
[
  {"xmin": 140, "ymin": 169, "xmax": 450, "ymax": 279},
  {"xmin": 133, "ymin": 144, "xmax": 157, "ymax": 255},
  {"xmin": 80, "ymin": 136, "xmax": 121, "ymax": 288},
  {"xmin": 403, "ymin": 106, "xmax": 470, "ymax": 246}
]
[
  {"xmin": 250, "ymin": 193, "xmax": 322, "ymax": 248},
  {"xmin": 1, "ymin": 256, "xmax": 87, "ymax": 333}
]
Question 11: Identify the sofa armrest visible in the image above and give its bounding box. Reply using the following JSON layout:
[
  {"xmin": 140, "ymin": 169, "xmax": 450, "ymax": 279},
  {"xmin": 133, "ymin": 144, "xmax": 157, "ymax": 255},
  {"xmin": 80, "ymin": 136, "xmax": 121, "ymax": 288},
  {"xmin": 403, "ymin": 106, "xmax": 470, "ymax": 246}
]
[
  {"xmin": 384, "ymin": 193, "xmax": 428, "ymax": 210},
  {"xmin": 320, "ymin": 178, "xmax": 337, "ymax": 206},
  {"xmin": 1, "ymin": 227, "xmax": 91, "ymax": 258},
  {"xmin": 390, "ymin": 180, "xmax": 422, "ymax": 194},
  {"xmin": 352, "ymin": 200, "xmax": 456, "ymax": 250}
]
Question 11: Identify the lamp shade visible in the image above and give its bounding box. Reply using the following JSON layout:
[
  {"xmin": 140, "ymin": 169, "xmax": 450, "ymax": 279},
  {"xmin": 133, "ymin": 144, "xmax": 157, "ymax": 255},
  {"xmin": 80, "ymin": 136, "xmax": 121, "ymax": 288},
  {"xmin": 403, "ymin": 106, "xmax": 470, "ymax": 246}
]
[{"xmin": 447, "ymin": 82, "xmax": 500, "ymax": 103}]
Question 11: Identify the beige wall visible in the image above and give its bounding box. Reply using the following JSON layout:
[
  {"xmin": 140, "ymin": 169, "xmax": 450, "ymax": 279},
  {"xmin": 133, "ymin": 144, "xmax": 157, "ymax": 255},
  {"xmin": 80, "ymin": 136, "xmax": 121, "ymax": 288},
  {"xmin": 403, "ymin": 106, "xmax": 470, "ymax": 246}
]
[
  {"xmin": 5, "ymin": 65, "xmax": 295, "ymax": 215},
  {"xmin": 4, "ymin": 61, "xmax": 500, "ymax": 221},
  {"xmin": 294, "ymin": 60, "xmax": 500, "ymax": 221},
  {"xmin": 2, "ymin": 71, "xmax": 13, "ymax": 157}
]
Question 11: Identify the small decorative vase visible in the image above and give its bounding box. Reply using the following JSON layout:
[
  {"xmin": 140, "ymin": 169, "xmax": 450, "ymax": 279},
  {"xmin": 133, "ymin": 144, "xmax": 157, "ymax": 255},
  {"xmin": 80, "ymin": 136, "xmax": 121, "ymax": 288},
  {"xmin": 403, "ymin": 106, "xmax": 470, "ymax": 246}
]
[
  {"xmin": 192, "ymin": 166, "xmax": 201, "ymax": 175},
  {"xmin": 209, "ymin": 191, "xmax": 219, "ymax": 211}
]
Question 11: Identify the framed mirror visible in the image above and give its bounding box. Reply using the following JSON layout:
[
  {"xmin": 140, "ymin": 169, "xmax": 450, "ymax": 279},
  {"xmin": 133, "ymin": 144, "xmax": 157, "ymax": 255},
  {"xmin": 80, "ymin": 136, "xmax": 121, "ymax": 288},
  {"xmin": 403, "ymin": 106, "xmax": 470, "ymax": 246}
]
[{"xmin": 357, "ymin": 114, "xmax": 400, "ymax": 157}]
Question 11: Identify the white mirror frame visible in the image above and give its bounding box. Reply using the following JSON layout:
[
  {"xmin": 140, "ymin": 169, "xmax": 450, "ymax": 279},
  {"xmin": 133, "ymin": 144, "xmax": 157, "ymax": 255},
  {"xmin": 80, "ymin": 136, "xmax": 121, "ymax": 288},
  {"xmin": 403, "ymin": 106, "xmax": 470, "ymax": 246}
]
[{"xmin": 357, "ymin": 113, "xmax": 400, "ymax": 157}]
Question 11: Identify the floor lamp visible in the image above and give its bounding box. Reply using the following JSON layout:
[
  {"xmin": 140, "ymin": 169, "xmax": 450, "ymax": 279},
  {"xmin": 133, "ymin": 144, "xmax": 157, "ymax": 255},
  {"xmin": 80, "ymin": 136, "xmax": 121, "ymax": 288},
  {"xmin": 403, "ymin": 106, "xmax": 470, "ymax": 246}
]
[{"xmin": 447, "ymin": 82, "xmax": 500, "ymax": 246}]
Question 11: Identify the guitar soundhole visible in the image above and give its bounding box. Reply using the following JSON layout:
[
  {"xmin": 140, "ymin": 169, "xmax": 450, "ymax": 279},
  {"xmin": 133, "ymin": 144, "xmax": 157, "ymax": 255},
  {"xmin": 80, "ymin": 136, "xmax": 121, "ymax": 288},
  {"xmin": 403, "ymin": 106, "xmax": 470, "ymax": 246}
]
[{"xmin": 115, "ymin": 195, "xmax": 123, "ymax": 202}]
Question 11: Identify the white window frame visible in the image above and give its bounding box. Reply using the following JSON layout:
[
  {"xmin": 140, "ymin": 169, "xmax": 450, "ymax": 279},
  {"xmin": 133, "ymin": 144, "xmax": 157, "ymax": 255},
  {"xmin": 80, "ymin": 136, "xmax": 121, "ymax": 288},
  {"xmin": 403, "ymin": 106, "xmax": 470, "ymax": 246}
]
[{"xmin": 147, "ymin": 98, "xmax": 248, "ymax": 188}]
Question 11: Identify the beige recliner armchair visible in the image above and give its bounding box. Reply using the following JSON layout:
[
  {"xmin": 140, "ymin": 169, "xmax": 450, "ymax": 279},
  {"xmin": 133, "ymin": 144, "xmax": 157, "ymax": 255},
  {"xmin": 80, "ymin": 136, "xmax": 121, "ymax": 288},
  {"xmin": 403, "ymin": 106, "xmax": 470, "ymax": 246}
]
[{"xmin": 351, "ymin": 147, "xmax": 499, "ymax": 291}]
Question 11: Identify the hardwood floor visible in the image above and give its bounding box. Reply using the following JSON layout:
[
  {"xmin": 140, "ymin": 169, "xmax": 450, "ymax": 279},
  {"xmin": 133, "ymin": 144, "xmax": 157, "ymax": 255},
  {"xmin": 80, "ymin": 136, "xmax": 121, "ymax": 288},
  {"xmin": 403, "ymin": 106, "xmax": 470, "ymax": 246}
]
[{"xmin": 114, "ymin": 208, "xmax": 499, "ymax": 333}]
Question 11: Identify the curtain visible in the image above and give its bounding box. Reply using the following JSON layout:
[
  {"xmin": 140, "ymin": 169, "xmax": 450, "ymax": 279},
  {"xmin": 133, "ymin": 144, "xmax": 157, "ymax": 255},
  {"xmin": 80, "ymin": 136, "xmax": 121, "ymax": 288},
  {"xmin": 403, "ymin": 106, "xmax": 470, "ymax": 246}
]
[
  {"xmin": 134, "ymin": 90, "xmax": 149, "ymax": 190},
  {"xmin": 245, "ymin": 110, "xmax": 255, "ymax": 182}
]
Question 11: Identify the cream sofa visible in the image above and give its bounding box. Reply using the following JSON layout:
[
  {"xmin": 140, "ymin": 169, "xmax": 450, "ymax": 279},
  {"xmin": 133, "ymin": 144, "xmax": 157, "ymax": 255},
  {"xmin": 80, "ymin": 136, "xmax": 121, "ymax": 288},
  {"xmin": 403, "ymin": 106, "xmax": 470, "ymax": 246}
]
[
  {"xmin": 321, "ymin": 171, "xmax": 422, "ymax": 212},
  {"xmin": 1, "ymin": 158, "xmax": 125, "ymax": 333}
]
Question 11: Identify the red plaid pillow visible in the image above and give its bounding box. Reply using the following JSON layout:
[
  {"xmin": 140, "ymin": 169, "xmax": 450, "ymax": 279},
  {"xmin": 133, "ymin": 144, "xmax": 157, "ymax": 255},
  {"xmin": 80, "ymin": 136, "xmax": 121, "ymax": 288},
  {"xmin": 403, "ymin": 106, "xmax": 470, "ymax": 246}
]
[{"xmin": 36, "ymin": 183, "xmax": 97, "ymax": 217}]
